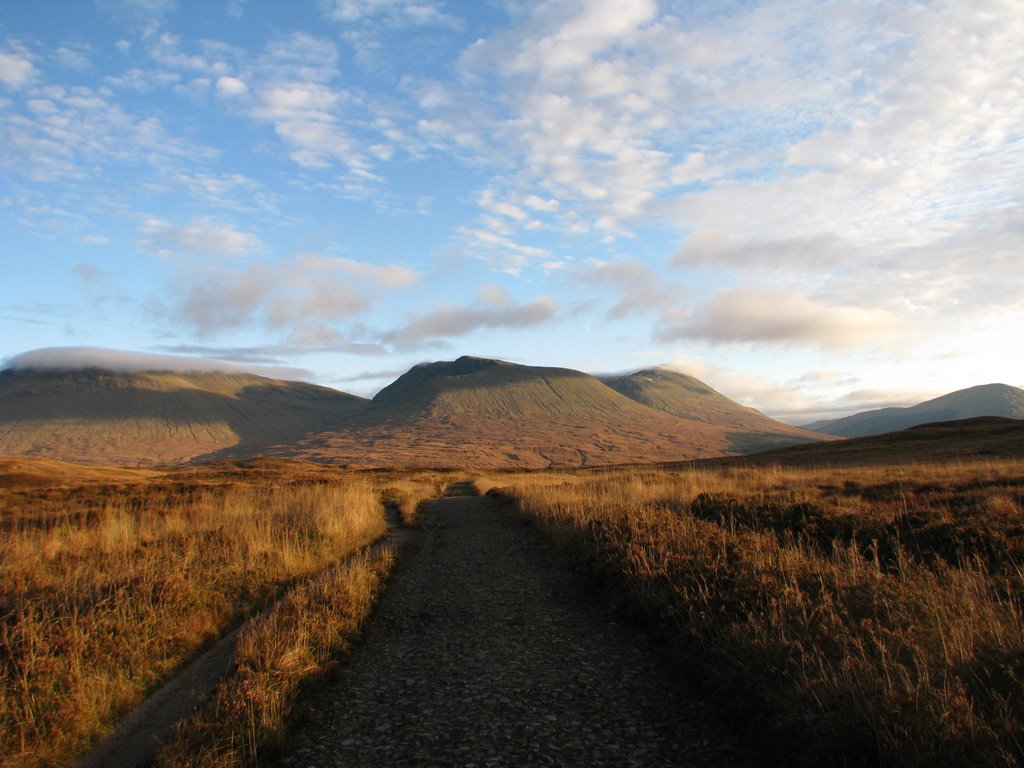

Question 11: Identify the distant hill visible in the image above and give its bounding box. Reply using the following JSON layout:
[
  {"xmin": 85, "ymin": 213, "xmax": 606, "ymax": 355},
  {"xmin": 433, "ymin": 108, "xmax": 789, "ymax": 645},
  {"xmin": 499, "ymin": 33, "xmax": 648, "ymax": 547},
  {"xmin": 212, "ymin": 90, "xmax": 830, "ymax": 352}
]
[
  {"xmin": 704, "ymin": 416, "xmax": 1024, "ymax": 469},
  {"xmin": 805, "ymin": 383, "xmax": 1024, "ymax": 438},
  {"xmin": 602, "ymin": 367, "xmax": 822, "ymax": 452},
  {"xmin": 0, "ymin": 368, "xmax": 367, "ymax": 465},
  {"xmin": 0, "ymin": 355, "xmax": 829, "ymax": 468}
]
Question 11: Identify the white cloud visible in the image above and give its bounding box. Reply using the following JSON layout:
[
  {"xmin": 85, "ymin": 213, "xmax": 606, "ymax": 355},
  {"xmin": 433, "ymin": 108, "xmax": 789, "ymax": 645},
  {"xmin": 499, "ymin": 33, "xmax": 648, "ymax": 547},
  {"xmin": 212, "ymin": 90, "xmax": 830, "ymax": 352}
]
[
  {"xmin": 216, "ymin": 75, "xmax": 248, "ymax": 96},
  {"xmin": 1, "ymin": 80, "xmax": 213, "ymax": 183},
  {"xmin": 458, "ymin": 223, "xmax": 551, "ymax": 274},
  {"xmin": 139, "ymin": 218, "xmax": 265, "ymax": 257},
  {"xmin": 576, "ymin": 259, "xmax": 682, "ymax": 320},
  {"xmin": 320, "ymin": 0, "xmax": 460, "ymax": 28},
  {"xmin": 247, "ymin": 80, "xmax": 366, "ymax": 170},
  {"xmin": 0, "ymin": 51, "xmax": 36, "ymax": 89},
  {"xmin": 106, "ymin": 67, "xmax": 181, "ymax": 91},
  {"xmin": 658, "ymin": 287, "xmax": 904, "ymax": 348},
  {"xmin": 170, "ymin": 171, "xmax": 277, "ymax": 213},
  {"xmin": 96, "ymin": 0, "xmax": 176, "ymax": 20},
  {"xmin": 384, "ymin": 286, "xmax": 558, "ymax": 350},
  {"xmin": 258, "ymin": 32, "xmax": 339, "ymax": 83},
  {"xmin": 523, "ymin": 194, "xmax": 559, "ymax": 213},
  {"xmin": 1, "ymin": 346, "xmax": 304, "ymax": 378},
  {"xmin": 295, "ymin": 254, "xmax": 419, "ymax": 288},
  {"xmin": 669, "ymin": 152, "xmax": 722, "ymax": 186},
  {"xmin": 193, "ymin": 33, "xmax": 393, "ymax": 177},
  {"xmin": 409, "ymin": 0, "xmax": 1024, "ymax": 299},
  {"xmin": 54, "ymin": 43, "xmax": 93, "ymax": 72},
  {"xmin": 166, "ymin": 254, "xmax": 415, "ymax": 338},
  {"xmin": 148, "ymin": 32, "xmax": 210, "ymax": 71},
  {"xmin": 677, "ymin": 232, "xmax": 855, "ymax": 274}
]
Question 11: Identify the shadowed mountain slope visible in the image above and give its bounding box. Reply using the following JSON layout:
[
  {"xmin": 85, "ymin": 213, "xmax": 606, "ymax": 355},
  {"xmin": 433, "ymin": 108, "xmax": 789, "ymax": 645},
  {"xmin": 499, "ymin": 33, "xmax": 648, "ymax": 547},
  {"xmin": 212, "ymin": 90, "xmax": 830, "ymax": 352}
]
[
  {"xmin": 602, "ymin": 367, "xmax": 822, "ymax": 452},
  {"xmin": 0, "ymin": 356, "xmax": 830, "ymax": 468},
  {"xmin": 702, "ymin": 416, "xmax": 1024, "ymax": 469},
  {"xmin": 805, "ymin": 383, "xmax": 1024, "ymax": 438},
  {"xmin": 0, "ymin": 368, "xmax": 367, "ymax": 465},
  {"xmin": 281, "ymin": 357, "xmax": 824, "ymax": 468}
]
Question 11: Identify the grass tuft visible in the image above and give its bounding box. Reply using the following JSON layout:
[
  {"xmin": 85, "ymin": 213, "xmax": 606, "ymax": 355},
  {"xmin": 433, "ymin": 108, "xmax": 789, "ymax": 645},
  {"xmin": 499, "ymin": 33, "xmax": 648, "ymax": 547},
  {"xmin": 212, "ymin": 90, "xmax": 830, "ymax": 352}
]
[
  {"xmin": 0, "ymin": 465, "xmax": 390, "ymax": 767},
  {"xmin": 478, "ymin": 460, "xmax": 1024, "ymax": 767},
  {"xmin": 154, "ymin": 549, "xmax": 395, "ymax": 767}
]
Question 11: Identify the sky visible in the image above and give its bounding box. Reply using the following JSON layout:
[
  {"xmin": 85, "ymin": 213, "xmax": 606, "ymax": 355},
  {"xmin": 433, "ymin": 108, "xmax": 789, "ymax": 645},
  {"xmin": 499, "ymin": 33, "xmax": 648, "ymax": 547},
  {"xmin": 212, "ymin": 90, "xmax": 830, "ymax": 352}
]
[{"xmin": 1, "ymin": 0, "xmax": 1022, "ymax": 424}]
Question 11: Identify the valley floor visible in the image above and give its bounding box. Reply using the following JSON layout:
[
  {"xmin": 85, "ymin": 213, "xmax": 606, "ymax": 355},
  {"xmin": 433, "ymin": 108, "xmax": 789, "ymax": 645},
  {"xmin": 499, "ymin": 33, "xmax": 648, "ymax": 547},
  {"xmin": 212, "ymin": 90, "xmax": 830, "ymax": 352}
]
[{"xmin": 275, "ymin": 483, "xmax": 749, "ymax": 767}]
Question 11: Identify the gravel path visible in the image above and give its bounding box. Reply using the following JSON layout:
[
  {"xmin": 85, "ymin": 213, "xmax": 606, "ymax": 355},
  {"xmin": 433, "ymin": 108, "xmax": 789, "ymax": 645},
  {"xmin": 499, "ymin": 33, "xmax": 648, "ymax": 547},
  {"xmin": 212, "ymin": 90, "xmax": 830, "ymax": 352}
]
[{"xmin": 277, "ymin": 483, "xmax": 752, "ymax": 767}]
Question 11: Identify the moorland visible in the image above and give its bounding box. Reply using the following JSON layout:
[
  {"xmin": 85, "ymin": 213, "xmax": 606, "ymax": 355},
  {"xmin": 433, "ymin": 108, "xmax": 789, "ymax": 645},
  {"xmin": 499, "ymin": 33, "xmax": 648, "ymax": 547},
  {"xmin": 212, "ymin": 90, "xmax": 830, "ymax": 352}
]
[
  {"xmin": 0, "ymin": 357, "xmax": 825, "ymax": 467},
  {"xmin": 0, "ymin": 456, "xmax": 446, "ymax": 766},
  {"xmin": 1, "ymin": 415, "xmax": 1022, "ymax": 766},
  {"xmin": 1, "ymin": 358, "xmax": 1022, "ymax": 766}
]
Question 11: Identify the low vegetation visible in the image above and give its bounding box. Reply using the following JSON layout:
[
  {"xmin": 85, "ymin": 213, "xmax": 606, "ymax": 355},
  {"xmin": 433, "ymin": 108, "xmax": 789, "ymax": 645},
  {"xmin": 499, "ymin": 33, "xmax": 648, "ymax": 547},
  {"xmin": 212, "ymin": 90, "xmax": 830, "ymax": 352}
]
[
  {"xmin": 0, "ymin": 460, "xmax": 392, "ymax": 767},
  {"xmin": 380, "ymin": 474, "xmax": 449, "ymax": 525},
  {"xmin": 476, "ymin": 460, "xmax": 1024, "ymax": 767},
  {"xmin": 155, "ymin": 549, "xmax": 395, "ymax": 767}
]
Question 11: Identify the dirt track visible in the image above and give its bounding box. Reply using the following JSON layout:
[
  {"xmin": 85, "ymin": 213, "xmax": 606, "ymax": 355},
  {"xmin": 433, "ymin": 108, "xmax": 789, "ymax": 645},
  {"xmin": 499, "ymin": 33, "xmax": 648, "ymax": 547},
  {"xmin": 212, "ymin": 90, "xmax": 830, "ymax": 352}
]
[{"xmin": 276, "ymin": 483, "xmax": 751, "ymax": 767}]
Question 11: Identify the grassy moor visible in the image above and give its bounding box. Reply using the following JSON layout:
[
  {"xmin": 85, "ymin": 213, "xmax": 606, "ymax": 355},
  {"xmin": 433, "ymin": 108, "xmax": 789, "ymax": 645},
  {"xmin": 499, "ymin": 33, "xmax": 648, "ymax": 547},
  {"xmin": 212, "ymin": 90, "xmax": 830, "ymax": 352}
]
[
  {"xmin": 0, "ymin": 369, "xmax": 367, "ymax": 466},
  {"xmin": 6, "ymin": 0, "xmax": 1023, "ymax": 763},
  {"xmin": 0, "ymin": 358, "xmax": 825, "ymax": 469},
  {"xmin": 475, "ymin": 454, "xmax": 1024, "ymax": 766},
  {"xmin": 0, "ymin": 457, "xmax": 444, "ymax": 767},
  {"xmin": 1, "ymin": 372, "xmax": 1022, "ymax": 766}
]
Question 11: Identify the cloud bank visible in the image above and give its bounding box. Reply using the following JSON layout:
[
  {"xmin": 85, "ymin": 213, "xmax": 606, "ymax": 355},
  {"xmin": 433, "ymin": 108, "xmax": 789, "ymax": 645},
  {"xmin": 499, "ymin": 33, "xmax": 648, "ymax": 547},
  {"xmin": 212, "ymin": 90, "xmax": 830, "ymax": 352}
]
[
  {"xmin": 2, "ymin": 347, "xmax": 309, "ymax": 379},
  {"xmin": 658, "ymin": 288, "xmax": 903, "ymax": 348}
]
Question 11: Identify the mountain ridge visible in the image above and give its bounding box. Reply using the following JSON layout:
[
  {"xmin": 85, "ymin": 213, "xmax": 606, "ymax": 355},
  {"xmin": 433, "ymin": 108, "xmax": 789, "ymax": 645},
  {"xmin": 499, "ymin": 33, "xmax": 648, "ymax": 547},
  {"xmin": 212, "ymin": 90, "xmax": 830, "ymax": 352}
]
[
  {"xmin": 0, "ymin": 367, "xmax": 367, "ymax": 465},
  {"xmin": 804, "ymin": 383, "xmax": 1024, "ymax": 437},
  {"xmin": 1, "ymin": 356, "xmax": 825, "ymax": 467},
  {"xmin": 601, "ymin": 367, "xmax": 822, "ymax": 452}
]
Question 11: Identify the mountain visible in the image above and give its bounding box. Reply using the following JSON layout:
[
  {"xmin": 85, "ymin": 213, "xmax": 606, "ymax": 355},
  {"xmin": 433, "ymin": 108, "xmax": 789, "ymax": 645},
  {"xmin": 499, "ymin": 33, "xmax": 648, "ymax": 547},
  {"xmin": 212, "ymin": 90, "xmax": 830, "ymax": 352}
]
[
  {"xmin": 805, "ymin": 383, "xmax": 1024, "ymax": 438},
  {"xmin": 0, "ymin": 368, "xmax": 367, "ymax": 465},
  {"xmin": 284, "ymin": 356, "xmax": 734, "ymax": 467},
  {"xmin": 706, "ymin": 417, "xmax": 1024, "ymax": 469},
  {"xmin": 0, "ymin": 356, "xmax": 829, "ymax": 468},
  {"xmin": 602, "ymin": 367, "xmax": 822, "ymax": 452},
  {"xmin": 375, "ymin": 357, "xmax": 680, "ymax": 420}
]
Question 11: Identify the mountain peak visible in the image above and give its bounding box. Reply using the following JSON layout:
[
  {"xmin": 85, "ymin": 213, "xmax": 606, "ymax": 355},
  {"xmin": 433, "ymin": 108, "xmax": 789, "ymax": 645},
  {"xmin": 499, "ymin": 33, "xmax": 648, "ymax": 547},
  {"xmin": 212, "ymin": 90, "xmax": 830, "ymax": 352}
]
[
  {"xmin": 601, "ymin": 367, "xmax": 821, "ymax": 451},
  {"xmin": 410, "ymin": 355, "xmax": 503, "ymax": 376}
]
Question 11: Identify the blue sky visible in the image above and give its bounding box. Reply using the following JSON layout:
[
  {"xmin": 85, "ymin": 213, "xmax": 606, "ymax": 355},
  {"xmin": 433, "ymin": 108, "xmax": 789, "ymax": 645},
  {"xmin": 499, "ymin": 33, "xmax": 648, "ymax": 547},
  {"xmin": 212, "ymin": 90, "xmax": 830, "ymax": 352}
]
[{"xmin": 1, "ymin": 0, "xmax": 1022, "ymax": 423}]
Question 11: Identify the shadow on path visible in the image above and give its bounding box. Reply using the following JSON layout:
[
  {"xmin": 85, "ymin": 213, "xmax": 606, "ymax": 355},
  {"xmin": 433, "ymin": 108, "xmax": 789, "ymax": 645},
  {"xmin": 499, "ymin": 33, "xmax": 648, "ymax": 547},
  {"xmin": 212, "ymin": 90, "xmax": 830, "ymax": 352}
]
[{"xmin": 277, "ymin": 483, "xmax": 751, "ymax": 767}]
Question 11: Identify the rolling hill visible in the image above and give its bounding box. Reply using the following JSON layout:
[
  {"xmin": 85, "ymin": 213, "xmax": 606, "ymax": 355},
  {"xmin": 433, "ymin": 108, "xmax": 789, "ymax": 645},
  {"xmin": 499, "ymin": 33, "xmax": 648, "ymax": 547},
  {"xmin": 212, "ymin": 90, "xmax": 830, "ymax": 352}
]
[
  {"xmin": 602, "ymin": 367, "xmax": 822, "ymax": 452},
  {"xmin": 705, "ymin": 416, "xmax": 1024, "ymax": 469},
  {"xmin": 0, "ymin": 368, "xmax": 367, "ymax": 465},
  {"xmin": 0, "ymin": 355, "xmax": 828, "ymax": 468},
  {"xmin": 804, "ymin": 383, "xmax": 1024, "ymax": 438}
]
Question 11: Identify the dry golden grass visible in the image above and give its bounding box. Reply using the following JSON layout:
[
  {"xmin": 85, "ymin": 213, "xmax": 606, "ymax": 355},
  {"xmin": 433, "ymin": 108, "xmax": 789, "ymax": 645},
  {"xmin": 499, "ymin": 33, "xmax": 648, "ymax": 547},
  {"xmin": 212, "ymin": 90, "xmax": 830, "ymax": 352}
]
[
  {"xmin": 155, "ymin": 548, "xmax": 395, "ymax": 767},
  {"xmin": 0, "ymin": 459, "xmax": 390, "ymax": 767},
  {"xmin": 477, "ymin": 459, "xmax": 1024, "ymax": 767},
  {"xmin": 378, "ymin": 473, "xmax": 450, "ymax": 524}
]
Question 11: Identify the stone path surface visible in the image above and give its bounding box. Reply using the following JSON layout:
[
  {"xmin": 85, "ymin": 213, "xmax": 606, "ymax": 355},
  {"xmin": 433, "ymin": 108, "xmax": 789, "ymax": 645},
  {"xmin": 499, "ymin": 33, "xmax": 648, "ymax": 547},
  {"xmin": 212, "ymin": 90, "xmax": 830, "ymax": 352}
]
[{"xmin": 277, "ymin": 483, "xmax": 752, "ymax": 767}]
